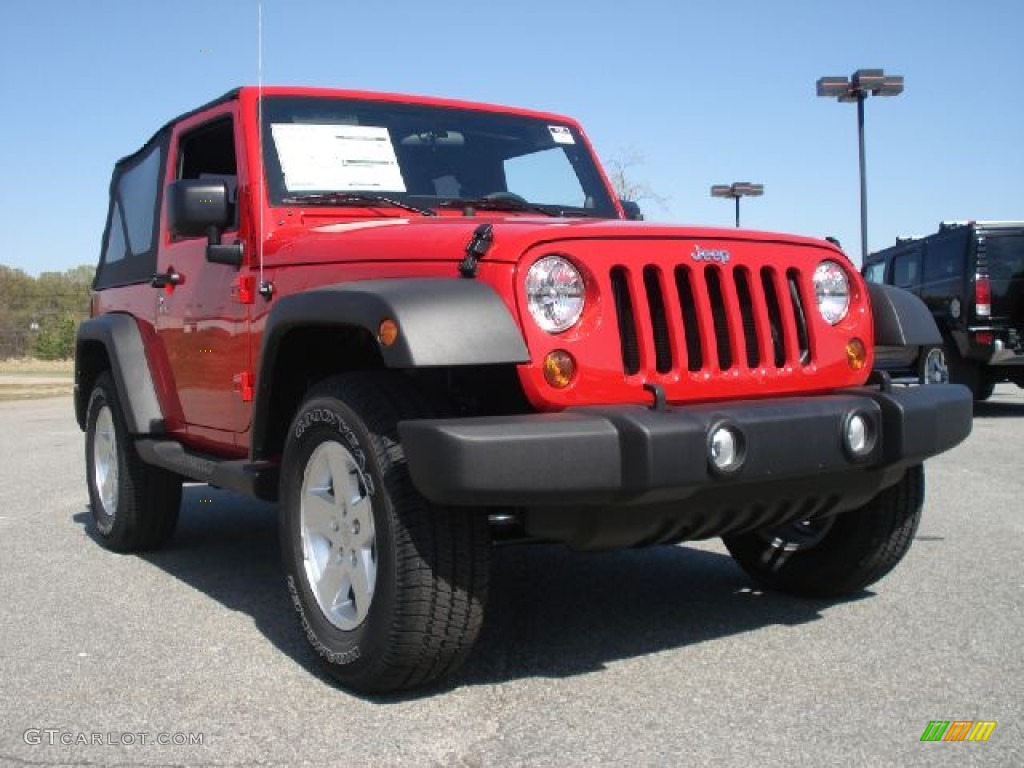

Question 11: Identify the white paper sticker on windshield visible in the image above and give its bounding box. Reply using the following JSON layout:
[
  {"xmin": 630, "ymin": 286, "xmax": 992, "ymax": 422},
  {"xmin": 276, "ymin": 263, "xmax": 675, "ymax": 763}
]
[
  {"xmin": 270, "ymin": 124, "xmax": 406, "ymax": 192},
  {"xmin": 548, "ymin": 125, "xmax": 575, "ymax": 145}
]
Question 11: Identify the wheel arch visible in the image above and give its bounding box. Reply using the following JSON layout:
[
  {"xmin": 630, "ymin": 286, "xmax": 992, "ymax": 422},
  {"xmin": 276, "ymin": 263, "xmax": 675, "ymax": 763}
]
[
  {"xmin": 75, "ymin": 314, "xmax": 165, "ymax": 435},
  {"xmin": 867, "ymin": 283, "xmax": 942, "ymax": 347},
  {"xmin": 250, "ymin": 278, "xmax": 530, "ymax": 461}
]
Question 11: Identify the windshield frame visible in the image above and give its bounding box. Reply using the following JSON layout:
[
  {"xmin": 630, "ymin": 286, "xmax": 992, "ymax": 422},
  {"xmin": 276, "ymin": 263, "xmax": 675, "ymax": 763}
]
[{"xmin": 258, "ymin": 95, "xmax": 618, "ymax": 218}]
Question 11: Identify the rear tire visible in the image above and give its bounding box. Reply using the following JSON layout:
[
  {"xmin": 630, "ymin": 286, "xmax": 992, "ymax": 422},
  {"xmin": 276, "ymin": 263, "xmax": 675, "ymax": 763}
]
[
  {"xmin": 723, "ymin": 465, "xmax": 924, "ymax": 598},
  {"xmin": 945, "ymin": 342, "xmax": 992, "ymax": 400},
  {"xmin": 973, "ymin": 376, "xmax": 995, "ymax": 402},
  {"xmin": 84, "ymin": 372, "xmax": 181, "ymax": 551},
  {"xmin": 279, "ymin": 372, "xmax": 490, "ymax": 694}
]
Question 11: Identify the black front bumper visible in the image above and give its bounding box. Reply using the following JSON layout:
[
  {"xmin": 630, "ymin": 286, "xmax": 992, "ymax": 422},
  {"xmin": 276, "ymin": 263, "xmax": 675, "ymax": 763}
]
[{"xmin": 398, "ymin": 384, "xmax": 972, "ymax": 507}]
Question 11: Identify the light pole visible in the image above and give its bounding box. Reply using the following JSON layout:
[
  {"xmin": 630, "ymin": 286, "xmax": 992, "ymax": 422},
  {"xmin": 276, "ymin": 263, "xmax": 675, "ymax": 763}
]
[
  {"xmin": 816, "ymin": 68, "xmax": 904, "ymax": 263},
  {"xmin": 710, "ymin": 182, "xmax": 764, "ymax": 227}
]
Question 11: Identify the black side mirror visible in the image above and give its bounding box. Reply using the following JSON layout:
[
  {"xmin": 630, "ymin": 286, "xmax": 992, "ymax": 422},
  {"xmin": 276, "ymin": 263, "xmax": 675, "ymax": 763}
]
[
  {"xmin": 166, "ymin": 180, "xmax": 243, "ymax": 266},
  {"xmin": 620, "ymin": 199, "xmax": 644, "ymax": 221},
  {"xmin": 168, "ymin": 179, "xmax": 231, "ymax": 236}
]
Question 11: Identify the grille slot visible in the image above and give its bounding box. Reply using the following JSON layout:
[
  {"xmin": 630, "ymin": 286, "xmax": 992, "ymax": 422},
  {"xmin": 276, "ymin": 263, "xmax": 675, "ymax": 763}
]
[
  {"xmin": 611, "ymin": 267, "xmax": 640, "ymax": 375},
  {"xmin": 643, "ymin": 266, "xmax": 673, "ymax": 373},
  {"xmin": 706, "ymin": 267, "xmax": 733, "ymax": 370},
  {"xmin": 674, "ymin": 267, "xmax": 703, "ymax": 371},
  {"xmin": 761, "ymin": 267, "xmax": 787, "ymax": 367},
  {"xmin": 787, "ymin": 268, "xmax": 812, "ymax": 364},
  {"xmin": 734, "ymin": 268, "xmax": 760, "ymax": 368}
]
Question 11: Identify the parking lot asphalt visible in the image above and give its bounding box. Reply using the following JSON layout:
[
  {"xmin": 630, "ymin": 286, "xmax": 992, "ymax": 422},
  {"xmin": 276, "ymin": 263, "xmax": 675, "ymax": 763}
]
[{"xmin": 1, "ymin": 388, "xmax": 1021, "ymax": 767}]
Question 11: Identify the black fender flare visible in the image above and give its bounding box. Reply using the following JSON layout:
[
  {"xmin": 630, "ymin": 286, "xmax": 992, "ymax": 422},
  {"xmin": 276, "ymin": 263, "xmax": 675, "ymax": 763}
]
[
  {"xmin": 250, "ymin": 278, "xmax": 530, "ymax": 458},
  {"xmin": 75, "ymin": 314, "xmax": 165, "ymax": 434},
  {"xmin": 867, "ymin": 283, "xmax": 942, "ymax": 347}
]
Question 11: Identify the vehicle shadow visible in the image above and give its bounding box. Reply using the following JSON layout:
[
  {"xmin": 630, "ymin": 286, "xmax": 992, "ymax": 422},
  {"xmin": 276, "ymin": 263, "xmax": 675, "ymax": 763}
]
[
  {"xmin": 973, "ymin": 399, "xmax": 1024, "ymax": 418},
  {"xmin": 74, "ymin": 486, "xmax": 864, "ymax": 697},
  {"xmin": 452, "ymin": 542, "xmax": 861, "ymax": 693},
  {"xmin": 73, "ymin": 486, "xmax": 323, "ymax": 681}
]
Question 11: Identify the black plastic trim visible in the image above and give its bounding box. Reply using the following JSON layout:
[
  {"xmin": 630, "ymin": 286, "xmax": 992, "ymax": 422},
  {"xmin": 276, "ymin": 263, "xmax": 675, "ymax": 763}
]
[
  {"xmin": 136, "ymin": 439, "xmax": 279, "ymax": 501},
  {"xmin": 868, "ymin": 283, "xmax": 942, "ymax": 347},
  {"xmin": 250, "ymin": 278, "xmax": 529, "ymax": 459},
  {"xmin": 75, "ymin": 315, "xmax": 164, "ymax": 435},
  {"xmin": 109, "ymin": 89, "xmax": 240, "ymax": 173},
  {"xmin": 398, "ymin": 384, "xmax": 972, "ymax": 507}
]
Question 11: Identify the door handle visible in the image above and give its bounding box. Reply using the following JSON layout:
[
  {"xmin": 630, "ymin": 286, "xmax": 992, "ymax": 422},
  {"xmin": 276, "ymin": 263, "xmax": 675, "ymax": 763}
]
[{"xmin": 151, "ymin": 268, "xmax": 182, "ymax": 289}]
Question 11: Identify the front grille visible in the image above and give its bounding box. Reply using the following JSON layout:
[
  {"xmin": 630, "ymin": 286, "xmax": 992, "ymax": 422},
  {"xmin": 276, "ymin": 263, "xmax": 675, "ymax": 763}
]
[{"xmin": 610, "ymin": 263, "xmax": 813, "ymax": 375}]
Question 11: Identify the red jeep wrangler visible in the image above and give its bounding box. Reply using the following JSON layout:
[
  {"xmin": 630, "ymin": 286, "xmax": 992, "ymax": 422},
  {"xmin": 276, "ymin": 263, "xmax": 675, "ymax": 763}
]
[{"xmin": 76, "ymin": 86, "xmax": 972, "ymax": 694}]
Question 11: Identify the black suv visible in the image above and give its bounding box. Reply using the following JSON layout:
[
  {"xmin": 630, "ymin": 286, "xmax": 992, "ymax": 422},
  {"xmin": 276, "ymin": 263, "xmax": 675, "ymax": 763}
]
[{"xmin": 864, "ymin": 221, "xmax": 1024, "ymax": 400}]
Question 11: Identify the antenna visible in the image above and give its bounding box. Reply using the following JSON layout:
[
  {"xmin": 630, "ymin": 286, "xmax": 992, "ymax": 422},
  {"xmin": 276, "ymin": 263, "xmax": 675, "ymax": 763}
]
[{"xmin": 256, "ymin": 0, "xmax": 267, "ymax": 295}]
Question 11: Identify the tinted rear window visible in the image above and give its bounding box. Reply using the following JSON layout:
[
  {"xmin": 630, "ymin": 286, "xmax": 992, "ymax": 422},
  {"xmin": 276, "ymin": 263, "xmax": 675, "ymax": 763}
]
[
  {"xmin": 985, "ymin": 234, "xmax": 1024, "ymax": 281},
  {"xmin": 923, "ymin": 236, "xmax": 963, "ymax": 283}
]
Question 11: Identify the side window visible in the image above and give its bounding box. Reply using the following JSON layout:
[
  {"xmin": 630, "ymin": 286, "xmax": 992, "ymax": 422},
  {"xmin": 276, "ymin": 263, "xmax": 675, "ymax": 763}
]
[
  {"xmin": 863, "ymin": 262, "xmax": 886, "ymax": 284},
  {"xmin": 95, "ymin": 140, "xmax": 165, "ymax": 288},
  {"xmin": 119, "ymin": 148, "xmax": 162, "ymax": 254},
  {"xmin": 892, "ymin": 251, "xmax": 921, "ymax": 289},
  {"xmin": 923, "ymin": 237, "xmax": 962, "ymax": 283},
  {"xmin": 176, "ymin": 118, "xmax": 238, "ymax": 232},
  {"xmin": 104, "ymin": 205, "xmax": 127, "ymax": 264},
  {"xmin": 504, "ymin": 148, "xmax": 586, "ymax": 207}
]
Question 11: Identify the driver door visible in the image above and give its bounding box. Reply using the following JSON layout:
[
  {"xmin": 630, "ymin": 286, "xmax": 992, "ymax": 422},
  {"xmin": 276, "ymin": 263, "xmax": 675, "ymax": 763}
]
[{"xmin": 155, "ymin": 109, "xmax": 251, "ymax": 446}]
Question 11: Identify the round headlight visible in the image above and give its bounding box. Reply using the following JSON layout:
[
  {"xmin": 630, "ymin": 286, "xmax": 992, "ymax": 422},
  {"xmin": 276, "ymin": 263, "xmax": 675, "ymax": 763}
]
[
  {"xmin": 525, "ymin": 255, "xmax": 585, "ymax": 333},
  {"xmin": 813, "ymin": 260, "xmax": 851, "ymax": 325}
]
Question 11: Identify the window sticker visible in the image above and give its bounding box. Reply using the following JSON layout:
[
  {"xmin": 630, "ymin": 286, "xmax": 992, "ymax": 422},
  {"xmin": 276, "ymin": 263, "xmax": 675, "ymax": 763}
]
[
  {"xmin": 270, "ymin": 124, "xmax": 406, "ymax": 192},
  {"xmin": 548, "ymin": 125, "xmax": 575, "ymax": 145}
]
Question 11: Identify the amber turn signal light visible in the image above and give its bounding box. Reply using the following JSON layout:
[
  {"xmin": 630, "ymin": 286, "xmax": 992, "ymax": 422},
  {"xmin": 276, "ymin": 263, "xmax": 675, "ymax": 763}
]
[
  {"xmin": 378, "ymin": 319, "xmax": 399, "ymax": 347},
  {"xmin": 846, "ymin": 338, "xmax": 867, "ymax": 370},
  {"xmin": 543, "ymin": 350, "xmax": 576, "ymax": 389}
]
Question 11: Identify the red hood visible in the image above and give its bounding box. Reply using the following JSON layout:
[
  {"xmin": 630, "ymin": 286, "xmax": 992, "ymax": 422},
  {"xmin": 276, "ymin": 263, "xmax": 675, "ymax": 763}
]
[{"xmin": 263, "ymin": 214, "xmax": 838, "ymax": 268}]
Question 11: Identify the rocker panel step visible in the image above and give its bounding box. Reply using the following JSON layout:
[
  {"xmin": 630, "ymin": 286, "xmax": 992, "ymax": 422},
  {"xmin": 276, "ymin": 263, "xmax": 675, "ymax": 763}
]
[{"xmin": 135, "ymin": 439, "xmax": 279, "ymax": 501}]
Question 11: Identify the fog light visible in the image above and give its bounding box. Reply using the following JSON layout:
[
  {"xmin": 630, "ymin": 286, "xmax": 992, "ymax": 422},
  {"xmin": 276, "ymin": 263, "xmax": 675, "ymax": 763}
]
[
  {"xmin": 543, "ymin": 350, "xmax": 576, "ymax": 389},
  {"xmin": 843, "ymin": 412, "xmax": 875, "ymax": 459},
  {"xmin": 846, "ymin": 338, "xmax": 867, "ymax": 371},
  {"xmin": 708, "ymin": 424, "xmax": 745, "ymax": 475}
]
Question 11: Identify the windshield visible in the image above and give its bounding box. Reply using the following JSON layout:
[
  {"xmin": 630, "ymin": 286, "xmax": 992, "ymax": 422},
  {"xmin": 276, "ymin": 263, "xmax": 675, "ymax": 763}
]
[{"xmin": 260, "ymin": 96, "xmax": 618, "ymax": 217}]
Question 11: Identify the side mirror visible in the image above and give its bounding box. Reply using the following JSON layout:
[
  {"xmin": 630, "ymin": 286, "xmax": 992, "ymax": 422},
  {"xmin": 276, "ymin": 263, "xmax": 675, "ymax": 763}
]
[
  {"xmin": 166, "ymin": 179, "xmax": 242, "ymax": 266},
  {"xmin": 168, "ymin": 179, "xmax": 231, "ymax": 236},
  {"xmin": 620, "ymin": 199, "xmax": 644, "ymax": 221}
]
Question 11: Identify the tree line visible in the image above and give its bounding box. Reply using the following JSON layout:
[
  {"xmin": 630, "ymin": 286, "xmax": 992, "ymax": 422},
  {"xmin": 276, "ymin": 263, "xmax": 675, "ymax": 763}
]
[{"xmin": 0, "ymin": 264, "xmax": 94, "ymax": 360}]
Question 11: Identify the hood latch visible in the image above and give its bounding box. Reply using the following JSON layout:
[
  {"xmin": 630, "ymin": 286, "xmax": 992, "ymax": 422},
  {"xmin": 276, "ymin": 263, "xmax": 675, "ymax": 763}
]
[{"xmin": 459, "ymin": 223, "xmax": 494, "ymax": 278}]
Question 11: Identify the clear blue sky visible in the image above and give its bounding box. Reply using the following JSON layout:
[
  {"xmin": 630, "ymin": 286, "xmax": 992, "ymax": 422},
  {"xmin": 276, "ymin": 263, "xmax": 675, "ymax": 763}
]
[{"xmin": 1, "ymin": 0, "xmax": 1020, "ymax": 275}]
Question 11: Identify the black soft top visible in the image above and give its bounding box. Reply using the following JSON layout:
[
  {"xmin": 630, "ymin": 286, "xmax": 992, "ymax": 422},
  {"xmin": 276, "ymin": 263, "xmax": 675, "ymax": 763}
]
[{"xmin": 112, "ymin": 88, "xmax": 240, "ymax": 172}]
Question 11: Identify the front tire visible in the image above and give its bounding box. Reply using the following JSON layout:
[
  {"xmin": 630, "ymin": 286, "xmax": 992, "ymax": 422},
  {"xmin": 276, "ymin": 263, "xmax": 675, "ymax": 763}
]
[
  {"xmin": 84, "ymin": 372, "xmax": 181, "ymax": 551},
  {"xmin": 280, "ymin": 373, "xmax": 490, "ymax": 694},
  {"xmin": 918, "ymin": 345, "xmax": 949, "ymax": 384},
  {"xmin": 723, "ymin": 465, "xmax": 924, "ymax": 598}
]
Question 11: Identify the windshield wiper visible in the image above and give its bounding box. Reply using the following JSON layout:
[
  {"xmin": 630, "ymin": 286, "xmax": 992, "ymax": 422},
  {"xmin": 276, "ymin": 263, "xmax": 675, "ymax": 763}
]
[
  {"xmin": 280, "ymin": 192, "xmax": 437, "ymax": 217},
  {"xmin": 437, "ymin": 197, "xmax": 564, "ymax": 217}
]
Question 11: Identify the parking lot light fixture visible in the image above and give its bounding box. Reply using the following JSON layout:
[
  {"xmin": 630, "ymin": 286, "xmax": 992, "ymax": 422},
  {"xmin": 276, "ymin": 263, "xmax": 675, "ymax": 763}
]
[
  {"xmin": 816, "ymin": 68, "xmax": 904, "ymax": 263},
  {"xmin": 710, "ymin": 182, "xmax": 764, "ymax": 227}
]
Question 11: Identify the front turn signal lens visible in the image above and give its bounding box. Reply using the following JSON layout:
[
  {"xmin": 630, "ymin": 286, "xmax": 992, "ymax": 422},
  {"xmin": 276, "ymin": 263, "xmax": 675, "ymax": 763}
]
[
  {"xmin": 543, "ymin": 350, "xmax": 576, "ymax": 389},
  {"xmin": 846, "ymin": 338, "xmax": 867, "ymax": 370},
  {"xmin": 378, "ymin": 319, "xmax": 399, "ymax": 347}
]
